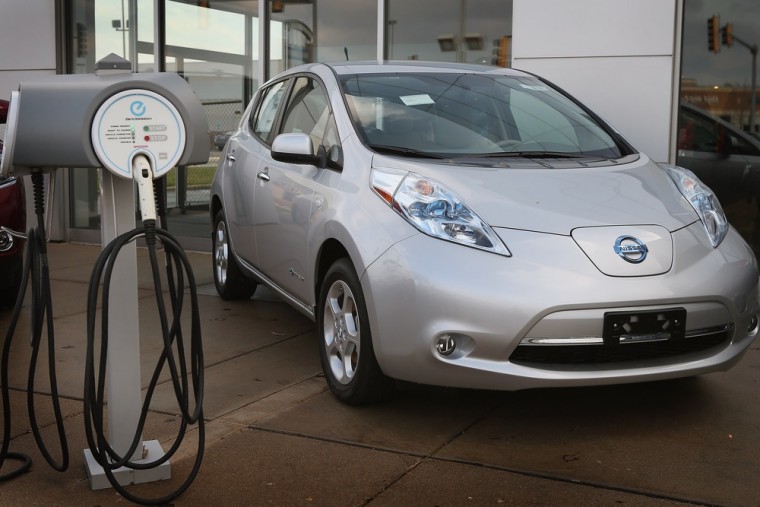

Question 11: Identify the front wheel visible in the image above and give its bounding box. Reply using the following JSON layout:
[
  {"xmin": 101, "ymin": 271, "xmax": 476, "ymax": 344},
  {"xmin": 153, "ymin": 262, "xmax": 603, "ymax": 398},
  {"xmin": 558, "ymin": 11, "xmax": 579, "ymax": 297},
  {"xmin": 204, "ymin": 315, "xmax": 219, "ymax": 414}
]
[
  {"xmin": 212, "ymin": 209, "xmax": 257, "ymax": 300},
  {"xmin": 317, "ymin": 258, "xmax": 393, "ymax": 404}
]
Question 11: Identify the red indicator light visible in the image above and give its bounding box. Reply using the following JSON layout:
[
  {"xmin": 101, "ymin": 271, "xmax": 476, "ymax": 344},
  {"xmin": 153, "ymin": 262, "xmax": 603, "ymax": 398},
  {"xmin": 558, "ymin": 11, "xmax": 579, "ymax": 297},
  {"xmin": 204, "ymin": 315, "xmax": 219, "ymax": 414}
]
[{"xmin": 144, "ymin": 135, "xmax": 150, "ymax": 142}]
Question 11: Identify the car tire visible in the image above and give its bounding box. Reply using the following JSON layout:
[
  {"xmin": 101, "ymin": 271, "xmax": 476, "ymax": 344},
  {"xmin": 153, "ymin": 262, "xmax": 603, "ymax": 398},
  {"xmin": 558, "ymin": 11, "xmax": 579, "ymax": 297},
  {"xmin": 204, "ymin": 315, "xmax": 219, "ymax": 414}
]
[
  {"xmin": 317, "ymin": 258, "xmax": 393, "ymax": 404},
  {"xmin": 212, "ymin": 209, "xmax": 257, "ymax": 300}
]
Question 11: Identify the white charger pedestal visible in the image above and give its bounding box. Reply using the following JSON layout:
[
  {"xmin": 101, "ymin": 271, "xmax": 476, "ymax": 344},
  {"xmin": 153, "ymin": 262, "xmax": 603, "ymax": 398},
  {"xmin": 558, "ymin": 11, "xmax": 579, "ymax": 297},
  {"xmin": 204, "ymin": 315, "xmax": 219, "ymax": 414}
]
[{"xmin": 83, "ymin": 171, "xmax": 170, "ymax": 490}]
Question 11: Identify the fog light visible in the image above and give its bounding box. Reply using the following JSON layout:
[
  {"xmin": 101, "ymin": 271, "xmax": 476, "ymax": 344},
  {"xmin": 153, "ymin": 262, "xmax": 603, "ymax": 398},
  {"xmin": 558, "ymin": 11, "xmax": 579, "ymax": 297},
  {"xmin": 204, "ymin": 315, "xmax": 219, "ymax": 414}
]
[
  {"xmin": 748, "ymin": 315, "xmax": 758, "ymax": 333},
  {"xmin": 435, "ymin": 334, "xmax": 456, "ymax": 356}
]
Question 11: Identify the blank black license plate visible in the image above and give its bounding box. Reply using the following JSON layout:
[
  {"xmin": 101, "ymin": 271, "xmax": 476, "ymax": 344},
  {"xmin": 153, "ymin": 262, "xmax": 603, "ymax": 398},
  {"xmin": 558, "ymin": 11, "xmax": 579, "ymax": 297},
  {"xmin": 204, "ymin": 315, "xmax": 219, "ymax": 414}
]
[{"xmin": 602, "ymin": 308, "xmax": 686, "ymax": 345}]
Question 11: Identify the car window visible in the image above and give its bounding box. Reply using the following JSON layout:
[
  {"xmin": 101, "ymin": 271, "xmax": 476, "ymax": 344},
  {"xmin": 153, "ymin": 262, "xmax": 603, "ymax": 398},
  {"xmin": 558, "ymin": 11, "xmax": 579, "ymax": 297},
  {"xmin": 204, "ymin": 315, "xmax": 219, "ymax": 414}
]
[
  {"xmin": 678, "ymin": 107, "xmax": 760, "ymax": 156},
  {"xmin": 280, "ymin": 76, "xmax": 331, "ymax": 156},
  {"xmin": 730, "ymin": 131, "xmax": 760, "ymax": 156},
  {"xmin": 678, "ymin": 108, "xmax": 720, "ymax": 152},
  {"xmin": 251, "ymin": 80, "xmax": 287, "ymax": 144},
  {"xmin": 340, "ymin": 72, "xmax": 624, "ymax": 159}
]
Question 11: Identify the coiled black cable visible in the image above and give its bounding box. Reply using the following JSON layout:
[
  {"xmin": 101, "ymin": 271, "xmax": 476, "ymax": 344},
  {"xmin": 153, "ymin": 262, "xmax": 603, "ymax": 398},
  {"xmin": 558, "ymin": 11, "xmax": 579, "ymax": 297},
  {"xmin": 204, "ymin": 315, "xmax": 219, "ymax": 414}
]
[
  {"xmin": 1, "ymin": 171, "xmax": 68, "ymax": 480},
  {"xmin": 83, "ymin": 174, "xmax": 204, "ymax": 505},
  {"xmin": 2, "ymin": 169, "xmax": 204, "ymax": 503}
]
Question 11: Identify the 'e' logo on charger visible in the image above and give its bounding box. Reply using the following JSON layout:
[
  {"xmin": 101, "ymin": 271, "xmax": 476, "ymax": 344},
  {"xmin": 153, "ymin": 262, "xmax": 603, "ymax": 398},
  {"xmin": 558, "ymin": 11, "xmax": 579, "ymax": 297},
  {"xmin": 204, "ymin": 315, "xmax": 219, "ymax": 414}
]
[{"xmin": 130, "ymin": 100, "xmax": 146, "ymax": 117}]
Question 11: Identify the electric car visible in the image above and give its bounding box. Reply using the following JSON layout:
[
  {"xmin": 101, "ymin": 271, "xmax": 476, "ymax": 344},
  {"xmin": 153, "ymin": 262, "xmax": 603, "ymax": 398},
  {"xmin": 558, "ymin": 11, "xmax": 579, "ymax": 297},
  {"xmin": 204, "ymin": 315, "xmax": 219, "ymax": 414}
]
[
  {"xmin": 0, "ymin": 99, "xmax": 26, "ymax": 309},
  {"xmin": 210, "ymin": 61, "xmax": 759, "ymax": 404}
]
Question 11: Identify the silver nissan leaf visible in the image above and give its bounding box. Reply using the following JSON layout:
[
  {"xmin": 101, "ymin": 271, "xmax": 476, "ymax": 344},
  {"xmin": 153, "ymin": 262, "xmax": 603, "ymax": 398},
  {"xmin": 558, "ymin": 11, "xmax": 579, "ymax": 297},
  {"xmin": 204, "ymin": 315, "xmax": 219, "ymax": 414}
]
[{"xmin": 210, "ymin": 61, "xmax": 759, "ymax": 404}]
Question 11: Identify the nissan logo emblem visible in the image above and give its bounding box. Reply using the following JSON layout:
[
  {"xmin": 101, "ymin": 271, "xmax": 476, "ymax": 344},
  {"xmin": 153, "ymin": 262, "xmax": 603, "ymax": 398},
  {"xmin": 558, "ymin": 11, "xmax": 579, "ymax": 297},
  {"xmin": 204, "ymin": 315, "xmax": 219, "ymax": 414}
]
[{"xmin": 614, "ymin": 235, "xmax": 648, "ymax": 263}]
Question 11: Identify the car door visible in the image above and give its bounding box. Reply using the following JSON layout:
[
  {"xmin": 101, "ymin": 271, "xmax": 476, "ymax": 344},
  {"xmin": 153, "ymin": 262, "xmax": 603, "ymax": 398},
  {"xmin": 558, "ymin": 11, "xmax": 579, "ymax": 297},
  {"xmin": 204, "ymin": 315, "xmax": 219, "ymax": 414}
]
[
  {"xmin": 224, "ymin": 79, "xmax": 288, "ymax": 267},
  {"xmin": 728, "ymin": 131, "xmax": 760, "ymax": 206},
  {"xmin": 253, "ymin": 75, "xmax": 329, "ymax": 302}
]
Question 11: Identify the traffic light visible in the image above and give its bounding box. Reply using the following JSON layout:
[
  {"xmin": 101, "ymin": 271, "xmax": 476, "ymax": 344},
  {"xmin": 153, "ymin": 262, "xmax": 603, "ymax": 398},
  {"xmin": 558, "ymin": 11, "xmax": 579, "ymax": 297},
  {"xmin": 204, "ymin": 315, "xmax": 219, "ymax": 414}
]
[
  {"xmin": 491, "ymin": 36, "xmax": 510, "ymax": 67},
  {"xmin": 707, "ymin": 15, "xmax": 720, "ymax": 53},
  {"xmin": 721, "ymin": 23, "xmax": 733, "ymax": 48}
]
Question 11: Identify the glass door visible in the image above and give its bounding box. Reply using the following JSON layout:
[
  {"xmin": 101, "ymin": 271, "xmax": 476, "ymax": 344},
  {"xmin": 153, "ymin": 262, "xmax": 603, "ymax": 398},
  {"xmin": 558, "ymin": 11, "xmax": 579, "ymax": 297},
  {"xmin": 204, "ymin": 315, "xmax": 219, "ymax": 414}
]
[{"xmin": 67, "ymin": 0, "xmax": 260, "ymax": 248}]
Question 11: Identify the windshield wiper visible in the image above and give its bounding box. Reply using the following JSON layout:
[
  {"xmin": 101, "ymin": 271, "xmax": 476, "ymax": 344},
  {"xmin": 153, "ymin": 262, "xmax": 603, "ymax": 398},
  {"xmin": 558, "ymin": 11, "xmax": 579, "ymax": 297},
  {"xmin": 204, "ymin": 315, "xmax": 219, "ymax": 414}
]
[
  {"xmin": 367, "ymin": 144, "xmax": 448, "ymax": 159},
  {"xmin": 481, "ymin": 151, "xmax": 591, "ymax": 159}
]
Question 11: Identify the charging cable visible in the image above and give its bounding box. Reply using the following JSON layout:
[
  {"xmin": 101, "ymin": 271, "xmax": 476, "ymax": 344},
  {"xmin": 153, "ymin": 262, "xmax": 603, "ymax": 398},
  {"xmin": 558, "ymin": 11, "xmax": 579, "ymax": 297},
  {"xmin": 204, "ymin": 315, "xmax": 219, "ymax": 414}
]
[
  {"xmin": 1, "ymin": 170, "xmax": 69, "ymax": 480},
  {"xmin": 2, "ymin": 157, "xmax": 205, "ymax": 504},
  {"xmin": 83, "ymin": 154, "xmax": 204, "ymax": 505}
]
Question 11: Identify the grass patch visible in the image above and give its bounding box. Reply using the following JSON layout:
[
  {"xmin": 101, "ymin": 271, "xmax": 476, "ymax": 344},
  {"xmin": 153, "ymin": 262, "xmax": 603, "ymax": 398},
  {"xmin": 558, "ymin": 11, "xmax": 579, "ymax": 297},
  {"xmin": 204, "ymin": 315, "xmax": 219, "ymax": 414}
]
[{"xmin": 164, "ymin": 165, "xmax": 217, "ymax": 189}]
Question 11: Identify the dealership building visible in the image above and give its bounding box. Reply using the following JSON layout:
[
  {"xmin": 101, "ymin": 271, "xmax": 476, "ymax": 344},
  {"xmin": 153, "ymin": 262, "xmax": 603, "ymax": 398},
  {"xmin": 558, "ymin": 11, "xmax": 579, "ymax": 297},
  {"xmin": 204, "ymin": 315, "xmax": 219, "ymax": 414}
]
[{"xmin": 1, "ymin": 0, "xmax": 758, "ymax": 252}]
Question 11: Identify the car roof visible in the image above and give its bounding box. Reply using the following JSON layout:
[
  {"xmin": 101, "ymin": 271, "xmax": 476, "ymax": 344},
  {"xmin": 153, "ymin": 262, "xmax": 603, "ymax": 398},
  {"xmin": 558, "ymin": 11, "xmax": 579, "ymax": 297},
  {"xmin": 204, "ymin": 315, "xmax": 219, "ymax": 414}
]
[{"xmin": 276, "ymin": 60, "xmax": 532, "ymax": 79}]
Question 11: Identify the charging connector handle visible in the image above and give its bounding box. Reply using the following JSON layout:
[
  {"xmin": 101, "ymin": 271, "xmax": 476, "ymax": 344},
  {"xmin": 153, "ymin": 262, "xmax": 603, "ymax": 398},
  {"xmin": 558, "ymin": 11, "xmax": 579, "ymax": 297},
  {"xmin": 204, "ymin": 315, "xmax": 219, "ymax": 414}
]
[{"xmin": 133, "ymin": 155, "xmax": 157, "ymax": 223}]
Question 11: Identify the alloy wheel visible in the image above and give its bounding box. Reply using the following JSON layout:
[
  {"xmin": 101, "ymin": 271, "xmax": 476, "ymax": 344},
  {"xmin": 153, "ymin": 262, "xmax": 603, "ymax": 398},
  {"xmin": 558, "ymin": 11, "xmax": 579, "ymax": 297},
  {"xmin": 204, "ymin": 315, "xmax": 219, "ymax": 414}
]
[
  {"xmin": 323, "ymin": 279, "xmax": 360, "ymax": 385},
  {"xmin": 213, "ymin": 219, "xmax": 229, "ymax": 288}
]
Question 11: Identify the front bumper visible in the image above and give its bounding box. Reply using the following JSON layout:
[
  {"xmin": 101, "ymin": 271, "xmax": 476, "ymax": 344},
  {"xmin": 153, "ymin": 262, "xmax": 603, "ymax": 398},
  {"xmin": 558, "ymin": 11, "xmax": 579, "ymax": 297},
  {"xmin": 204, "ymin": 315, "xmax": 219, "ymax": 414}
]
[{"xmin": 361, "ymin": 223, "xmax": 759, "ymax": 390}]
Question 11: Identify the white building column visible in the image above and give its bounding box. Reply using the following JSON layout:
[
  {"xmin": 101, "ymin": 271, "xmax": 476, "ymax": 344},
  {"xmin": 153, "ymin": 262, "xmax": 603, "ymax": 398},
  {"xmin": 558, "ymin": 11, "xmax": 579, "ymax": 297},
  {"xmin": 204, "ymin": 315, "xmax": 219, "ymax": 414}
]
[{"xmin": 512, "ymin": 0, "xmax": 682, "ymax": 163}]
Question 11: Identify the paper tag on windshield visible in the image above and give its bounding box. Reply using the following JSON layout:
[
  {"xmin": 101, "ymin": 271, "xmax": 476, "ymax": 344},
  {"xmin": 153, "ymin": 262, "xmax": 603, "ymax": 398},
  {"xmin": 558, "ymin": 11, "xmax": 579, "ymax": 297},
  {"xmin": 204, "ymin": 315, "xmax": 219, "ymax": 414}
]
[
  {"xmin": 400, "ymin": 94, "xmax": 435, "ymax": 106},
  {"xmin": 519, "ymin": 84, "xmax": 548, "ymax": 91}
]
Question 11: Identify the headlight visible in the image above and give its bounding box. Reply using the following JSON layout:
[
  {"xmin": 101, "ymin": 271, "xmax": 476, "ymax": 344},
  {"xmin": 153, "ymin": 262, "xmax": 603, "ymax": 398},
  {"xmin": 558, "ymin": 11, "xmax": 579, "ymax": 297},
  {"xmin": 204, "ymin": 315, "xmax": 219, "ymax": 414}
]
[
  {"xmin": 661, "ymin": 164, "xmax": 728, "ymax": 247},
  {"xmin": 371, "ymin": 168, "xmax": 511, "ymax": 256}
]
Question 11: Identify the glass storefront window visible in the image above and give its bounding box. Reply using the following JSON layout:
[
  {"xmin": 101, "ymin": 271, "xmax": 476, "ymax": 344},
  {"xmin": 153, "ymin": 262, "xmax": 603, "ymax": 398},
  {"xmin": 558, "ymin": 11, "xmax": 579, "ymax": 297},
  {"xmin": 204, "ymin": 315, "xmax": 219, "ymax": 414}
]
[
  {"xmin": 68, "ymin": 0, "xmax": 260, "ymax": 245},
  {"xmin": 386, "ymin": 0, "xmax": 513, "ymax": 65},
  {"xmin": 65, "ymin": 0, "xmax": 513, "ymax": 246},
  {"xmin": 678, "ymin": 1, "xmax": 760, "ymax": 256},
  {"xmin": 69, "ymin": 0, "xmax": 145, "ymax": 235},
  {"xmin": 160, "ymin": 1, "xmax": 257, "ymax": 239},
  {"xmin": 269, "ymin": 0, "xmax": 377, "ymax": 75},
  {"xmin": 166, "ymin": 2, "xmax": 246, "ymax": 55}
]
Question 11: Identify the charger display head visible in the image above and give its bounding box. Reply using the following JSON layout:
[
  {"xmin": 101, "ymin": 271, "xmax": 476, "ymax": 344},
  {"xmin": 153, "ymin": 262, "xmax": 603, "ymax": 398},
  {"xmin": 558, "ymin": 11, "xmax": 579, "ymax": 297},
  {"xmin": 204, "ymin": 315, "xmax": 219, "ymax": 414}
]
[
  {"xmin": 91, "ymin": 89, "xmax": 185, "ymax": 179},
  {"xmin": 0, "ymin": 70, "xmax": 208, "ymax": 178}
]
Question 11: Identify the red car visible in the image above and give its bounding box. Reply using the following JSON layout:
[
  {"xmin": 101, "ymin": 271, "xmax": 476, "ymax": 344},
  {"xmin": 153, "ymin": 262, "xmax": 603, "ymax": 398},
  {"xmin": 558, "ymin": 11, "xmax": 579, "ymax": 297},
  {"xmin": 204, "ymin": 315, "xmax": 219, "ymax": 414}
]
[{"xmin": 0, "ymin": 98, "xmax": 25, "ymax": 308}]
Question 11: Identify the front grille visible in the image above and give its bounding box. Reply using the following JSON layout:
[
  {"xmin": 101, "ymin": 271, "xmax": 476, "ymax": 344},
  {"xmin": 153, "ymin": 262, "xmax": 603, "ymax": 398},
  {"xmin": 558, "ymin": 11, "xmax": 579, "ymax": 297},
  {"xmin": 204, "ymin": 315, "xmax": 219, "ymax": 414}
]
[{"xmin": 510, "ymin": 325, "xmax": 733, "ymax": 365}]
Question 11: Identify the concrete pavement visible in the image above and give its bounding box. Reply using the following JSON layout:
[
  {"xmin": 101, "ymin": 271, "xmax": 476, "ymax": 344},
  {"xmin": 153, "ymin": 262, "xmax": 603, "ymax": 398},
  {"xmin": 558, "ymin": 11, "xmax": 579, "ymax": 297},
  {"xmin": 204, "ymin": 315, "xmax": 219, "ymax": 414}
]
[{"xmin": 1, "ymin": 242, "xmax": 758, "ymax": 506}]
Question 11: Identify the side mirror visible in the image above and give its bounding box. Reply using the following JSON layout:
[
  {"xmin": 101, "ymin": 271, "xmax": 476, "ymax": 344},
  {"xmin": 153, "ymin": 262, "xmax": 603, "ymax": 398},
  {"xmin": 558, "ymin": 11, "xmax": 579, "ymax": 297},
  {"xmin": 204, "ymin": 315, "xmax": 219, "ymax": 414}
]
[
  {"xmin": 271, "ymin": 133, "xmax": 321, "ymax": 166},
  {"xmin": 326, "ymin": 144, "xmax": 343, "ymax": 170},
  {"xmin": 0, "ymin": 99, "xmax": 8, "ymax": 124}
]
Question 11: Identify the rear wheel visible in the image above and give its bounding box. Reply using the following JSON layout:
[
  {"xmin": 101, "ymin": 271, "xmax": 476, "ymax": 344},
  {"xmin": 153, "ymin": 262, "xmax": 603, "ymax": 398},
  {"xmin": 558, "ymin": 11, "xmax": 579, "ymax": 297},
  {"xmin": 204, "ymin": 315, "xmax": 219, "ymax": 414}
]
[
  {"xmin": 317, "ymin": 258, "xmax": 393, "ymax": 404},
  {"xmin": 212, "ymin": 209, "xmax": 257, "ymax": 300}
]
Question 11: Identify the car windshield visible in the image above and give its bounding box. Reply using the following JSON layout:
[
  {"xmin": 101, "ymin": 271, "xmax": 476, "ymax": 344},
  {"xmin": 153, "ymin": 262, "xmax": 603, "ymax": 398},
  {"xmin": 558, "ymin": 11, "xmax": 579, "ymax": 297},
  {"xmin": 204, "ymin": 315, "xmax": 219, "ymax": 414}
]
[{"xmin": 340, "ymin": 72, "xmax": 626, "ymax": 159}]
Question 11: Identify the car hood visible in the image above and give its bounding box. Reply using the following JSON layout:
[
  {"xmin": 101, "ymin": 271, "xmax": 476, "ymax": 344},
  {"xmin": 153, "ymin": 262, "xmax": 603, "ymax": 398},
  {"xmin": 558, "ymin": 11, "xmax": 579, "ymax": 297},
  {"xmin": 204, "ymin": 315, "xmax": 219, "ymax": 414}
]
[{"xmin": 371, "ymin": 153, "xmax": 698, "ymax": 235}]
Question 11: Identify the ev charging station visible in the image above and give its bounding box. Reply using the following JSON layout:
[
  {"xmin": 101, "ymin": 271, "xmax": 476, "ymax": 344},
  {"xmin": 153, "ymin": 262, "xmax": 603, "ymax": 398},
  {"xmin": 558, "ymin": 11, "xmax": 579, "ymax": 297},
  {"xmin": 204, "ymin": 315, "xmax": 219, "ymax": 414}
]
[{"xmin": 0, "ymin": 54, "xmax": 208, "ymax": 502}]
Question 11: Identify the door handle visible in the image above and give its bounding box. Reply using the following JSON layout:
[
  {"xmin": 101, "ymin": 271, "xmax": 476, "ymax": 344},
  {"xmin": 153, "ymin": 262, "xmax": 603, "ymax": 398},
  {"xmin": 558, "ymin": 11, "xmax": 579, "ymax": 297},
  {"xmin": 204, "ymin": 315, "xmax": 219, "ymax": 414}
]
[
  {"xmin": 226, "ymin": 154, "xmax": 236, "ymax": 162},
  {"xmin": 257, "ymin": 171, "xmax": 271, "ymax": 182}
]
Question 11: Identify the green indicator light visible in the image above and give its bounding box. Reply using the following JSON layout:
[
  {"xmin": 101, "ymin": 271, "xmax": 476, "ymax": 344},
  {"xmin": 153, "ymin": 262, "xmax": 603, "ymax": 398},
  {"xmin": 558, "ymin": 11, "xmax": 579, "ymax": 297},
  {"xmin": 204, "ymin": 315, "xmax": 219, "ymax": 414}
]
[{"xmin": 143, "ymin": 126, "xmax": 149, "ymax": 131}]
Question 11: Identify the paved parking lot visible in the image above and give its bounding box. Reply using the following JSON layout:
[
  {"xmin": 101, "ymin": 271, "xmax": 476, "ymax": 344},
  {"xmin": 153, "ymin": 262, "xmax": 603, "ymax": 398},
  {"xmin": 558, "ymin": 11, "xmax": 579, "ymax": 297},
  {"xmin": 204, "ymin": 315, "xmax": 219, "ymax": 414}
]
[{"xmin": 1, "ymin": 242, "xmax": 759, "ymax": 505}]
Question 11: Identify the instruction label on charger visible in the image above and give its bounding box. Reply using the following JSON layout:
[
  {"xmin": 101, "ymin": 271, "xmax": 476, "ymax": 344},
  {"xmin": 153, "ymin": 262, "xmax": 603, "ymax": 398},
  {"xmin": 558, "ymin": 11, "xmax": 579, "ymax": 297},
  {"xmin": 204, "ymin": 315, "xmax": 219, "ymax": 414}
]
[{"xmin": 91, "ymin": 89, "xmax": 186, "ymax": 178}]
